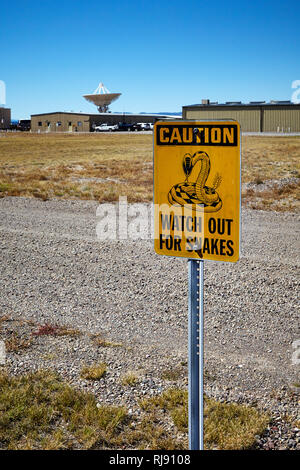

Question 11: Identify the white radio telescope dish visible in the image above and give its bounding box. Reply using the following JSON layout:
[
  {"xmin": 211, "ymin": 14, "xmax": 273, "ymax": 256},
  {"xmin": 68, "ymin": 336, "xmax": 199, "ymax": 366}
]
[{"xmin": 83, "ymin": 82, "xmax": 121, "ymax": 113}]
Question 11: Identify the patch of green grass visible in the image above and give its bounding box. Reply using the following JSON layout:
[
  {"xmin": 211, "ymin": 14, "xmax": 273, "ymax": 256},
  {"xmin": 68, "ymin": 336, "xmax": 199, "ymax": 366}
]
[
  {"xmin": 80, "ymin": 363, "xmax": 107, "ymax": 380},
  {"xmin": 117, "ymin": 417, "xmax": 183, "ymax": 450},
  {"xmin": 140, "ymin": 387, "xmax": 187, "ymax": 412},
  {"xmin": 0, "ymin": 370, "xmax": 127, "ymax": 449},
  {"xmin": 0, "ymin": 182, "xmax": 11, "ymax": 192},
  {"xmin": 121, "ymin": 372, "xmax": 139, "ymax": 386},
  {"xmin": 139, "ymin": 388, "xmax": 269, "ymax": 450},
  {"xmin": 170, "ymin": 406, "xmax": 188, "ymax": 432},
  {"xmin": 0, "ymin": 372, "xmax": 269, "ymax": 450},
  {"xmin": 204, "ymin": 398, "xmax": 269, "ymax": 450}
]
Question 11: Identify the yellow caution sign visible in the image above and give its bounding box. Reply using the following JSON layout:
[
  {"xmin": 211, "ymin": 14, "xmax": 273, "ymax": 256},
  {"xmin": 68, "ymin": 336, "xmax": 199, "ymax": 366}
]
[{"xmin": 154, "ymin": 121, "xmax": 241, "ymax": 262}]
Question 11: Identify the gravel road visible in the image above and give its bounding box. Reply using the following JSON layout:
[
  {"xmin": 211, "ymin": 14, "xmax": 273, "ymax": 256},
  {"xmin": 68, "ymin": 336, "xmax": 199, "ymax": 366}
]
[{"xmin": 0, "ymin": 196, "xmax": 299, "ymax": 449}]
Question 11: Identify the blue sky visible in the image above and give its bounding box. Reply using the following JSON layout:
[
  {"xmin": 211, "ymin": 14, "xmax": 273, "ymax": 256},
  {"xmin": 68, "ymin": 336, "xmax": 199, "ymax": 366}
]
[{"xmin": 1, "ymin": 0, "xmax": 299, "ymax": 119}]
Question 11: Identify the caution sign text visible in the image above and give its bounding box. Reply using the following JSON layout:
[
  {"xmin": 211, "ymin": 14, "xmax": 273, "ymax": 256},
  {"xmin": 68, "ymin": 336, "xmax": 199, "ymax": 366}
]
[{"xmin": 154, "ymin": 121, "xmax": 241, "ymax": 262}]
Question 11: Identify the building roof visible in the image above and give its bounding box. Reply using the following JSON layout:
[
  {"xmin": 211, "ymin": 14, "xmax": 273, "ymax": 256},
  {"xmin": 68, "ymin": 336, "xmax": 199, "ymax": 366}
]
[
  {"xmin": 31, "ymin": 111, "xmax": 91, "ymax": 117},
  {"xmin": 183, "ymin": 100, "xmax": 300, "ymax": 108},
  {"xmin": 31, "ymin": 111, "xmax": 181, "ymax": 118}
]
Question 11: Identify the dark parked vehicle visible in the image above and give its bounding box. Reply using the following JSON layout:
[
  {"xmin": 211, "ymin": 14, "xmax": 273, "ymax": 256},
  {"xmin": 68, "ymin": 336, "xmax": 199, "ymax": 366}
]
[
  {"xmin": 117, "ymin": 122, "xmax": 136, "ymax": 132},
  {"xmin": 9, "ymin": 120, "xmax": 31, "ymax": 132},
  {"xmin": 18, "ymin": 120, "xmax": 31, "ymax": 131},
  {"xmin": 131, "ymin": 123, "xmax": 142, "ymax": 132}
]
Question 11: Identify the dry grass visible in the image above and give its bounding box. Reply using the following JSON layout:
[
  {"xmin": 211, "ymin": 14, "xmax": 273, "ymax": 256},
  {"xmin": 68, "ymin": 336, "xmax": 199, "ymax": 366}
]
[
  {"xmin": 139, "ymin": 388, "xmax": 269, "ymax": 450},
  {"xmin": 161, "ymin": 366, "xmax": 183, "ymax": 381},
  {"xmin": 121, "ymin": 371, "xmax": 139, "ymax": 386},
  {"xmin": 80, "ymin": 363, "xmax": 107, "ymax": 380},
  {"xmin": 93, "ymin": 338, "xmax": 123, "ymax": 348},
  {"xmin": 0, "ymin": 133, "xmax": 299, "ymax": 210},
  {"xmin": 204, "ymin": 398, "xmax": 268, "ymax": 450},
  {"xmin": 117, "ymin": 416, "xmax": 182, "ymax": 450},
  {"xmin": 0, "ymin": 315, "xmax": 11, "ymax": 331},
  {"xmin": 32, "ymin": 323, "xmax": 81, "ymax": 337},
  {"xmin": 0, "ymin": 133, "xmax": 152, "ymax": 202},
  {"xmin": 241, "ymin": 135, "xmax": 300, "ymax": 211},
  {"xmin": 242, "ymin": 179, "xmax": 300, "ymax": 212},
  {"xmin": 242, "ymin": 136, "xmax": 300, "ymax": 182},
  {"xmin": 90, "ymin": 333, "xmax": 122, "ymax": 348},
  {"xmin": 4, "ymin": 333, "xmax": 32, "ymax": 352},
  {"xmin": 0, "ymin": 370, "xmax": 269, "ymax": 450},
  {"xmin": 0, "ymin": 369, "xmax": 127, "ymax": 449}
]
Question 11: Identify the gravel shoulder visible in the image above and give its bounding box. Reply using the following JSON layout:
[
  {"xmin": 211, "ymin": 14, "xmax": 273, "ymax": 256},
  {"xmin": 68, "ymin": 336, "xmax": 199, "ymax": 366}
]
[{"xmin": 0, "ymin": 196, "xmax": 299, "ymax": 448}]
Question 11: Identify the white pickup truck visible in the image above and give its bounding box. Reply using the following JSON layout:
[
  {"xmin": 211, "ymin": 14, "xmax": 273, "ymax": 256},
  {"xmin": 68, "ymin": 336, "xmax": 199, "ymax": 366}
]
[{"xmin": 94, "ymin": 123, "xmax": 118, "ymax": 132}]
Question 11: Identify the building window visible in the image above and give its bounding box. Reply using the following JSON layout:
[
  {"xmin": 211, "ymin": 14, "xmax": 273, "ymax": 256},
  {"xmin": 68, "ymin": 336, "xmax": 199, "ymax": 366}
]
[
  {"xmin": 56, "ymin": 121, "xmax": 62, "ymax": 127},
  {"xmin": 38, "ymin": 121, "xmax": 42, "ymax": 126},
  {"xmin": 77, "ymin": 121, "xmax": 82, "ymax": 126}
]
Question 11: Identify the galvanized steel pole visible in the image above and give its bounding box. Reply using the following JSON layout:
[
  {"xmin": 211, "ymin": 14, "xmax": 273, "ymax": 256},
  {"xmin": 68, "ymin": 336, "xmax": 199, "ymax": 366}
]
[{"xmin": 188, "ymin": 259, "xmax": 204, "ymax": 450}]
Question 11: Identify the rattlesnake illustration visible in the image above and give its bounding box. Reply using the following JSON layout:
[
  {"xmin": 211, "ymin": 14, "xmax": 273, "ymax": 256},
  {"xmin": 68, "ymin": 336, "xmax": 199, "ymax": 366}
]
[{"xmin": 168, "ymin": 151, "xmax": 222, "ymax": 212}]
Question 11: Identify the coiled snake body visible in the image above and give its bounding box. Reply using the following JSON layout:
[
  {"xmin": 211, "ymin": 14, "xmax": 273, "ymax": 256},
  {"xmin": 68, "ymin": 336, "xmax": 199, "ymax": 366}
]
[{"xmin": 168, "ymin": 151, "xmax": 222, "ymax": 212}]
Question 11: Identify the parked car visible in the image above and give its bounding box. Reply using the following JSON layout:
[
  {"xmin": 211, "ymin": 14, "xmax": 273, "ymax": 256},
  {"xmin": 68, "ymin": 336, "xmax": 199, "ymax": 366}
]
[
  {"xmin": 137, "ymin": 122, "xmax": 151, "ymax": 131},
  {"xmin": 131, "ymin": 123, "xmax": 141, "ymax": 132},
  {"xmin": 18, "ymin": 119, "xmax": 31, "ymax": 131},
  {"xmin": 94, "ymin": 123, "xmax": 118, "ymax": 132},
  {"xmin": 116, "ymin": 122, "xmax": 136, "ymax": 132}
]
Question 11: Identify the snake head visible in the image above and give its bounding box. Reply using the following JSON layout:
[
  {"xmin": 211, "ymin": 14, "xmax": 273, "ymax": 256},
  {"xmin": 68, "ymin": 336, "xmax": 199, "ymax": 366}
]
[
  {"xmin": 182, "ymin": 153, "xmax": 193, "ymax": 178},
  {"xmin": 205, "ymin": 187, "xmax": 215, "ymax": 195}
]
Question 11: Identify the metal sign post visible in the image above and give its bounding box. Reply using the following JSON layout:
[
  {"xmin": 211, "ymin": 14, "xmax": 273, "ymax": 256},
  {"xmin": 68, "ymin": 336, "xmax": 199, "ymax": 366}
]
[
  {"xmin": 153, "ymin": 120, "xmax": 241, "ymax": 452},
  {"xmin": 188, "ymin": 259, "xmax": 204, "ymax": 450}
]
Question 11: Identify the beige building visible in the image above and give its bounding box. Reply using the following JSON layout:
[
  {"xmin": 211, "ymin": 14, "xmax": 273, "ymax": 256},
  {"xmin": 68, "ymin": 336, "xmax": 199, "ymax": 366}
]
[
  {"xmin": 182, "ymin": 100, "xmax": 300, "ymax": 132},
  {"xmin": 31, "ymin": 112, "xmax": 90, "ymax": 133},
  {"xmin": 31, "ymin": 111, "xmax": 178, "ymax": 132},
  {"xmin": 0, "ymin": 107, "xmax": 11, "ymax": 129}
]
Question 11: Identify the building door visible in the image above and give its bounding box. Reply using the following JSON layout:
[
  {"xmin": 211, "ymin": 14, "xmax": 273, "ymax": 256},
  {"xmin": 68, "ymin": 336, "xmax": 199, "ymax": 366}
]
[{"xmin": 68, "ymin": 122, "xmax": 72, "ymax": 132}]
